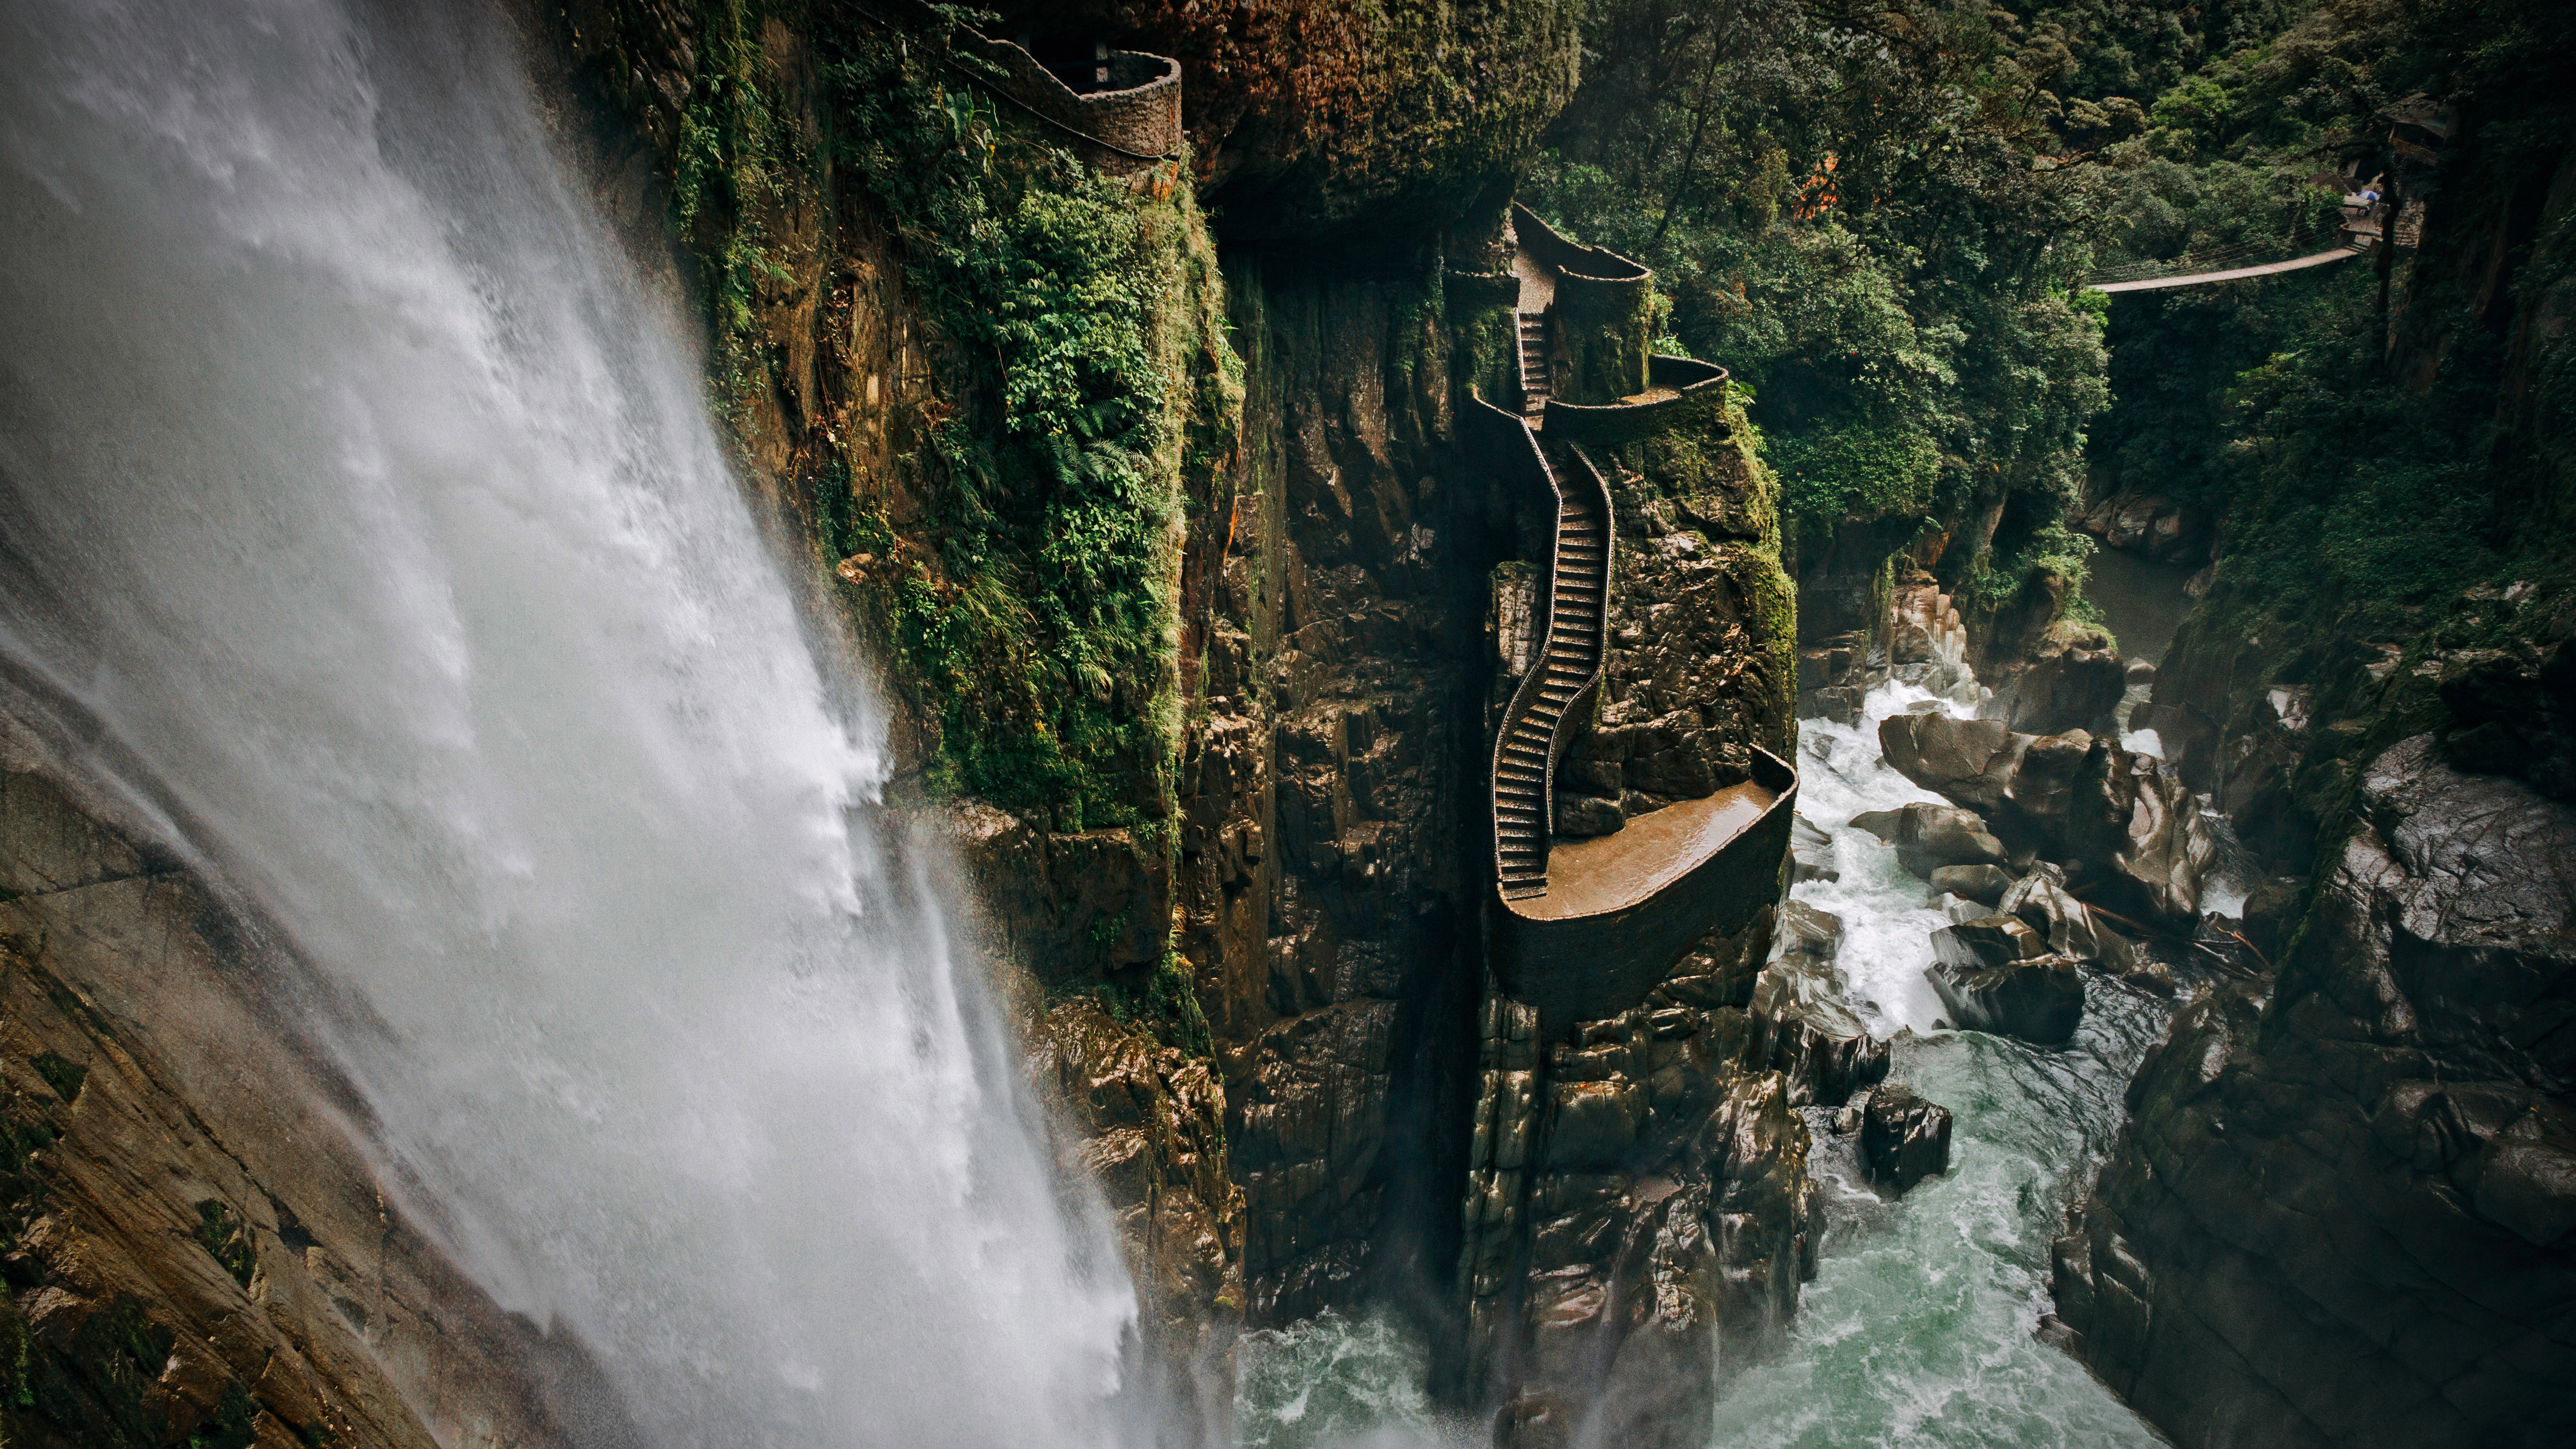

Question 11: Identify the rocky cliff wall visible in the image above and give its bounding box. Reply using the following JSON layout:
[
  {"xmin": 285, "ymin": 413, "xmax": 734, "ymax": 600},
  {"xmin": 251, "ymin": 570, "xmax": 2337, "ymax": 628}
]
[
  {"xmin": 2048, "ymin": 736, "xmax": 2574, "ymax": 1447},
  {"xmin": 0, "ymin": 727, "xmax": 603, "ymax": 1449},
  {"xmin": 2050, "ymin": 72, "xmax": 2576, "ymax": 1449}
]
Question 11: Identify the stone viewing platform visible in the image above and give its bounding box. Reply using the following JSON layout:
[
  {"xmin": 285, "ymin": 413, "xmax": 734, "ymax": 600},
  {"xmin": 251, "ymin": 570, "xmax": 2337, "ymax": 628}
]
[
  {"xmin": 1494, "ymin": 752, "xmax": 1797, "ymax": 1038},
  {"xmin": 957, "ymin": 30, "xmax": 1182, "ymax": 172},
  {"xmin": 1470, "ymin": 203, "xmax": 1791, "ymax": 1031}
]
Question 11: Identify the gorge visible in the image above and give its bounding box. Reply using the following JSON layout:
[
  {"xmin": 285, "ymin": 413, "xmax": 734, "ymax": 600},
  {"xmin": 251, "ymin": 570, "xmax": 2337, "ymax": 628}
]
[{"xmin": 0, "ymin": 1, "xmax": 2567, "ymax": 1448}]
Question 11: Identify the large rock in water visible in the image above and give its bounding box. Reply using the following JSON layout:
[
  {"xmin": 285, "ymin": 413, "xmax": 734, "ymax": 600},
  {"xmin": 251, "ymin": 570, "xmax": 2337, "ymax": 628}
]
[
  {"xmin": 1853, "ymin": 801, "xmax": 2008, "ymax": 877},
  {"xmin": 2050, "ymin": 735, "xmax": 2576, "ymax": 1447},
  {"xmin": 1749, "ymin": 904, "xmax": 1888, "ymax": 1106},
  {"xmin": 1878, "ymin": 712, "xmax": 2214, "ymax": 929},
  {"xmin": 1926, "ymin": 916, "xmax": 2084, "ymax": 1044},
  {"xmin": 1860, "ymin": 1085, "xmax": 1954, "ymax": 1194},
  {"xmin": 1789, "ymin": 812, "xmax": 1840, "ymax": 883},
  {"xmin": 1982, "ymin": 647, "xmax": 2126, "ymax": 736}
]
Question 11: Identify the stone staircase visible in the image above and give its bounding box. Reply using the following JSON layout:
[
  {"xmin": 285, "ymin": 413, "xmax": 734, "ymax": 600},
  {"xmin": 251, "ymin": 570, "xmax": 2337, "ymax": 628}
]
[
  {"xmin": 1493, "ymin": 442, "xmax": 1610, "ymax": 898},
  {"xmin": 1516, "ymin": 313, "xmax": 1551, "ymax": 417}
]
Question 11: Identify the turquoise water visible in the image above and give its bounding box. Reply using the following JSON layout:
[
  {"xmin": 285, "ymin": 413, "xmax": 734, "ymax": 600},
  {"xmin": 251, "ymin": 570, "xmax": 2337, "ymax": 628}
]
[
  {"xmin": 1236, "ymin": 1312, "xmax": 1478, "ymax": 1449},
  {"xmin": 1235, "ymin": 681, "xmax": 2175, "ymax": 1447},
  {"xmin": 1705, "ymin": 1013, "xmax": 2171, "ymax": 1448}
]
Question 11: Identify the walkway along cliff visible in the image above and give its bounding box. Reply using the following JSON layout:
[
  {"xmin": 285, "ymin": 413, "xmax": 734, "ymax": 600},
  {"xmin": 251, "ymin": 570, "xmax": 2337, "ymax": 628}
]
[{"xmin": 1451, "ymin": 207, "xmax": 1810, "ymax": 1448}]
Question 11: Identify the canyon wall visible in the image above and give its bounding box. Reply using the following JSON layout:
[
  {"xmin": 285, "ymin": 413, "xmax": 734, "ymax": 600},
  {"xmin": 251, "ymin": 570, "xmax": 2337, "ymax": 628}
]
[{"xmin": 2049, "ymin": 73, "xmax": 2576, "ymax": 1448}]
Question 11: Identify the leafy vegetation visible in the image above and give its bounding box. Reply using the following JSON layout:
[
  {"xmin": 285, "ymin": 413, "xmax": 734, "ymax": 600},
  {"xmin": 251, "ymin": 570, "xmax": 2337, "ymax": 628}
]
[
  {"xmin": 1527, "ymin": 0, "xmax": 2119, "ymax": 624},
  {"xmin": 2086, "ymin": 0, "xmax": 2576, "ymax": 694},
  {"xmin": 628, "ymin": 5, "xmax": 1242, "ymax": 831},
  {"xmin": 814, "ymin": 26, "xmax": 1239, "ymax": 832}
]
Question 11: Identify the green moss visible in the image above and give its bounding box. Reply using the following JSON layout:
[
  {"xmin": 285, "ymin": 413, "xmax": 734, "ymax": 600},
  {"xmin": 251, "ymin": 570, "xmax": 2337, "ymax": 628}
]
[
  {"xmin": 31, "ymin": 1053, "xmax": 83, "ymax": 1106},
  {"xmin": 193, "ymin": 1200, "xmax": 254, "ymax": 1290},
  {"xmin": 811, "ymin": 27, "xmax": 1241, "ymax": 828}
]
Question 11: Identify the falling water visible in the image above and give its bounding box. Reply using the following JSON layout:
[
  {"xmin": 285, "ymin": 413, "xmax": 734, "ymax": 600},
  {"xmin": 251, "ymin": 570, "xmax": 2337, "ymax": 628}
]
[{"xmin": 0, "ymin": 2, "xmax": 1135, "ymax": 1445}]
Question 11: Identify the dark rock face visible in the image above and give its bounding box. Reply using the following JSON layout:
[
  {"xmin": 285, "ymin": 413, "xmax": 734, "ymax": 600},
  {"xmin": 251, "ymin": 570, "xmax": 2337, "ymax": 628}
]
[
  {"xmin": 1928, "ymin": 945, "xmax": 2085, "ymax": 1045},
  {"xmin": 1879, "ymin": 712, "xmax": 2214, "ymax": 929},
  {"xmin": 1462, "ymin": 908, "xmax": 1819, "ymax": 1444},
  {"xmin": 2050, "ymin": 735, "xmax": 2576, "ymax": 1447},
  {"xmin": 1860, "ymin": 1086, "xmax": 1954, "ymax": 1194},
  {"xmin": 1931, "ymin": 911, "xmax": 2048, "ymax": 967},
  {"xmin": 1981, "ymin": 645, "xmax": 2126, "ymax": 736},
  {"xmin": 1928, "ymin": 863, "xmax": 2014, "ymax": 904},
  {"xmin": 2074, "ymin": 486, "xmax": 2209, "ymax": 564},
  {"xmin": 1555, "ymin": 790, "xmax": 1624, "ymax": 838},
  {"xmin": 1749, "ymin": 905, "xmax": 1888, "ymax": 1107}
]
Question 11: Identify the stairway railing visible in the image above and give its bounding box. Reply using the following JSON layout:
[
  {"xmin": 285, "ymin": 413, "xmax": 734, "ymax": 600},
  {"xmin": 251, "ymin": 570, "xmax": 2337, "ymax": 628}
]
[{"xmin": 1479, "ymin": 397, "xmax": 1613, "ymax": 898}]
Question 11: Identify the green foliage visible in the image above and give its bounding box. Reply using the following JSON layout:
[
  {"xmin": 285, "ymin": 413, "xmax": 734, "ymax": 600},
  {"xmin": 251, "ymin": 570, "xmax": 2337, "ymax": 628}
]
[
  {"xmin": 1768, "ymin": 421, "xmax": 1940, "ymax": 528},
  {"xmin": 193, "ymin": 1200, "xmax": 254, "ymax": 1289},
  {"xmin": 802, "ymin": 23, "xmax": 1239, "ymax": 828},
  {"xmin": 1531, "ymin": 0, "xmax": 2114, "ymax": 568},
  {"xmin": 2086, "ymin": 0, "xmax": 2576, "ymax": 699},
  {"xmin": 666, "ymin": 0, "xmax": 808, "ymax": 426},
  {"xmin": 31, "ymin": 1053, "xmax": 83, "ymax": 1105},
  {"xmin": 1092, "ymin": 937, "xmax": 1214, "ymax": 1059}
]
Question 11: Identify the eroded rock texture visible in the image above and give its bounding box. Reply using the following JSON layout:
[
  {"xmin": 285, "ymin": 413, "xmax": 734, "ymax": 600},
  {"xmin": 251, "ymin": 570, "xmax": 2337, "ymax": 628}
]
[
  {"xmin": 2050, "ymin": 736, "xmax": 2576, "ymax": 1448},
  {"xmin": 0, "ymin": 759, "xmax": 592, "ymax": 1449}
]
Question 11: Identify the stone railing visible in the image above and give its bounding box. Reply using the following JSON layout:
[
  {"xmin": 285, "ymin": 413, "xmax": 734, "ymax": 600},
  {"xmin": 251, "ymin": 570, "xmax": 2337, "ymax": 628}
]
[
  {"xmin": 1539, "ymin": 356, "xmax": 1731, "ymax": 445},
  {"xmin": 1494, "ymin": 748, "xmax": 1799, "ymax": 1038},
  {"xmin": 957, "ymin": 33, "xmax": 1182, "ymax": 170},
  {"xmin": 1471, "ymin": 394, "xmax": 1613, "ymax": 898}
]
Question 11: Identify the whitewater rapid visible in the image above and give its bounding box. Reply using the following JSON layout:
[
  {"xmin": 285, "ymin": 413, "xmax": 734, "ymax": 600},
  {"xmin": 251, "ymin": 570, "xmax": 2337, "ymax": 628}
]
[
  {"xmin": 1235, "ymin": 679, "xmax": 2177, "ymax": 1447},
  {"xmin": 0, "ymin": 3, "xmax": 1135, "ymax": 1445}
]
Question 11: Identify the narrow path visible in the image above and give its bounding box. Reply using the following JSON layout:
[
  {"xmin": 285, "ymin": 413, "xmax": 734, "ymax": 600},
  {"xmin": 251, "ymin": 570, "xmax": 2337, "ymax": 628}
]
[{"xmin": 2088, "ymin": 242, "xmax": 2368, "ymax": 293}]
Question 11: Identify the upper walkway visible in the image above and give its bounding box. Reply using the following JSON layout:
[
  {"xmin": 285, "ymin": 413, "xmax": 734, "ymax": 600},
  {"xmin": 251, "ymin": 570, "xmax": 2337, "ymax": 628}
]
[{"xmin": 2089, "ymin": 240, "xmax": 2369, "ymax": 294}]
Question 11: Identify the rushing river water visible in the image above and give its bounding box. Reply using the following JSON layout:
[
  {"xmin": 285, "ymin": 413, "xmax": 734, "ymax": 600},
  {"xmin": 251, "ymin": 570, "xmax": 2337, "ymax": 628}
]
[
  {"xmin": 0, "ymin": 3, "xmax": 1137, "ymax": 1444},
  {"xmin": 1238, "ymin": 679, "xmax": 2176, "ymax": 1448}
]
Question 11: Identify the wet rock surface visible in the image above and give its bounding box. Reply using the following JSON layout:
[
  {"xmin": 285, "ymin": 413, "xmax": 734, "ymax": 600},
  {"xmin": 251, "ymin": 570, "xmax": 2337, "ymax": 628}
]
[
  {"xmin": 2051, "ymin": 735, "xmax": 2576, "ymax": 1447},
  {"xmin": 0, "ymin": 761, "xmax": 593, "ymax": 1449},
  {"xmin": 1928, "ymin": 950, "xmax": 2085, "ymax": 1046},
  {"xmin": 1981, "ymin": 642, "xmax": 2126, "ymax": 737},
  {"xmin": 1859, "ymin": 1085, "xmax": 1954, "ymax": 1195},
  {"xmin": 1879, "ymin": 712, "xmax": 2214, "ymax": 929},
  {"xmin": 1749, "ymin": 905, "xmax": 1888, "ymax": 1107},
  {"xmin": 1464, "ymin": 912, "xmax": 1820, "ymax": 1448}
]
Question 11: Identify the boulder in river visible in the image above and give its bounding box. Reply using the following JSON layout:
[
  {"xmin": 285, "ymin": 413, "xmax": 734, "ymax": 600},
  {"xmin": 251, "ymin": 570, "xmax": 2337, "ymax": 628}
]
[
  {"xmin": 1930, "ymin": 912, "xmax": 2047, "ymax": 968},
  {"xmin": 1878, "ymin": 711, "xmax": 2214, "ymax": 929},
  {"xmin": 1888, "ymin": 803, "xmax": 2008, "ymax": 877},
  {"xmin": 1928, "ymin": 863, "xmax": 2014, "ymax": 905},
  {"xmin": 1789, "ymin": 813, "xmax": 1840, "ymax": 883},
  {"xmin": 1999, "ymin": 871, "xmax": 2174, "ymax": 997},
  {"xmin": 1860, "ymin": 1085, "xmax": 1954, "ymax": 1194},
  {"xmin": 1981, "ymin": 648, "xmax": 2126, "ymax": 736},
  {"xmin": 1927, "ymin": 951, "xmax": 2084, "ymax": 1045}
]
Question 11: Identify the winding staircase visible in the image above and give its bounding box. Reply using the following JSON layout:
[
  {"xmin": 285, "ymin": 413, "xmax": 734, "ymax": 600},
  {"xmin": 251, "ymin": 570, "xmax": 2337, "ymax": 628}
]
[
  {"xmin": 1516, "ymin": 314, "xmax": 1552, "ymax": 418},
  {"xmin": 1492, "ymin": 310, "xmax": 1611, "ymax": 897}
]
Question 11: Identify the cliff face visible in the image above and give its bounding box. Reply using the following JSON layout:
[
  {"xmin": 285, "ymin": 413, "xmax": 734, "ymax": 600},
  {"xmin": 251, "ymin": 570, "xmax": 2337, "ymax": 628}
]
[
  {"xmin": 2049, "ymin": 736, "xmax": 2575, "ymax": 1447},
  {"xmin": 2049, "ymin": 50, "xmax": 2576, "ymax": 1448},
  {"xmin": 0, "ymin": 744, "xmax": 603, "ymax": 1449}
]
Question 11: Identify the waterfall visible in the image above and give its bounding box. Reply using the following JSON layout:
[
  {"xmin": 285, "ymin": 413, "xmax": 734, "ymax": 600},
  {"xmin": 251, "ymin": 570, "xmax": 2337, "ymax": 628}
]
[{"xmin": 0, "ymin": 2, "xmax": 1137, "ymax": 1444}]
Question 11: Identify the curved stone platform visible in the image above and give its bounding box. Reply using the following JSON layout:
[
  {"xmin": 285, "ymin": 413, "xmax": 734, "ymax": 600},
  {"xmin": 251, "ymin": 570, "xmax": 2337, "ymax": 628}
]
[
  {"xmin": 959, "ymin": 32, "xmax": 1182, "ymax": 168},
  {"xmin": 1540, "ymin": 355, "xmax": 1732, "ymax": 445},
  {"xmin": 1496, "ymin": 749, "xmax": 1798, "ymax": 1038}
]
